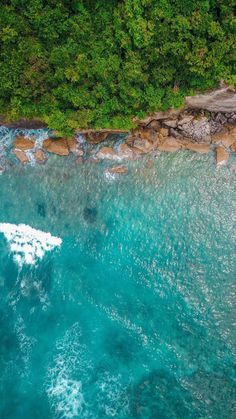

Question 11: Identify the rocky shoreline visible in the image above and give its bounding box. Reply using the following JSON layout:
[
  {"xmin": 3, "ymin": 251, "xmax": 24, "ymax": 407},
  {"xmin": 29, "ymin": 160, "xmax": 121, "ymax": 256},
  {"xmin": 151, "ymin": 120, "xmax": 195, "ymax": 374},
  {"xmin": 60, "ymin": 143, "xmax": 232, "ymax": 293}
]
[{"xmin": 1, "ymin": 86, "xmax": 236, "ymax": 174}]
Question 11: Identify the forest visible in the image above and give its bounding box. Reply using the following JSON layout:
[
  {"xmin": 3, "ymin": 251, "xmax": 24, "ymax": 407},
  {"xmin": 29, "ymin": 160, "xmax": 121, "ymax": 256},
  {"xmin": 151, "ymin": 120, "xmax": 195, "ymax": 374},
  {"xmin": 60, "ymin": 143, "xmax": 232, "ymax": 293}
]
[{"xmin": 0, "ymin": 0, "xmax": 235, "ymax": 134}]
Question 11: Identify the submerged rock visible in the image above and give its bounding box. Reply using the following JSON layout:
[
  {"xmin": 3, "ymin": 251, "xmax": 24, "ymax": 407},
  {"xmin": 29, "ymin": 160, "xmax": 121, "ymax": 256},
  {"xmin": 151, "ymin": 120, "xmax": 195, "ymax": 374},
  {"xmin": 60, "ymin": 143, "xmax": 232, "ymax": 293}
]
[
  {"xmin": 97, "ymin": 146, "xmax": 118, "ymax": 160},
  {"xmin": 216, "ymin": 146, "xmax": 229, "ymax": 165},
  {"xmin": 13, "ymin": 149, "xmax": 29, "ymax": 164},
  {"xmin": 107, "ymin": 165, "xmax": 128, "ymax": 174},
  {"xmin": 37, "ymin": 202, "xmax": 47, "ymax": 217},
  {"xmin": 14, "ymin": 136, "xmax": 35, "ymax": 150},
  {"xmin": 43, "ymin": 138, "xmax": 69, "ymax": 156},
  {"xmin": 83, "ymin": 207, "xmax": 98, "ymax": 223}
]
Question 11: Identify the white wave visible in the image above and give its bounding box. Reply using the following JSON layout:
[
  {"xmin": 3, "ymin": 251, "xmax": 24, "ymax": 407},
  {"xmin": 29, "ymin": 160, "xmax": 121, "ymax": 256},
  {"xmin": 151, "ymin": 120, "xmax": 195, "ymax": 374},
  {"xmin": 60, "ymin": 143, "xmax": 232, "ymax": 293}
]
[
  {"xmin": 48, "ymin": 376, "xmax": 85, "ymax": 419},
  {"xmin": 46, "ymin": 324, "xmax": 90, "ymax": 418},
  {"xmin": 0, "ymin": 223, "xmax": 62, "ymax": 266}
]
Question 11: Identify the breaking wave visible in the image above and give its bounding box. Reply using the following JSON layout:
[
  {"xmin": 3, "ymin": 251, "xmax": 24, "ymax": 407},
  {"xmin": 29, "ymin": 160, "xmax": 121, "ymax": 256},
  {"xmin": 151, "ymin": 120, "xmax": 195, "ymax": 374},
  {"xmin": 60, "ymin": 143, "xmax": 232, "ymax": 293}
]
[{"xmin": 0, "ymin": 223, "xmax": 62, "ymax": 266}]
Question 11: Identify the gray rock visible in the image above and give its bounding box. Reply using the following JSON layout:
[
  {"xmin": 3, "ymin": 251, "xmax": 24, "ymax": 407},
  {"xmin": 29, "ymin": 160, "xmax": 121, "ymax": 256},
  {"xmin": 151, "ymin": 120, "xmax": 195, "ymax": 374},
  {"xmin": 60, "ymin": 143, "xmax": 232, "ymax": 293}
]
[{"xmin": 185, "ymin": 87, "xmax": 236, "ymax": 113}]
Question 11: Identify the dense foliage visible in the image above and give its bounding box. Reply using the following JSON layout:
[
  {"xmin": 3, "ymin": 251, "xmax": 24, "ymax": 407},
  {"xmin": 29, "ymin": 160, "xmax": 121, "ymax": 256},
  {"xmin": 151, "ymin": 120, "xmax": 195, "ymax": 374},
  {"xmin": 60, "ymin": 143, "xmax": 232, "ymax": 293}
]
[{"xmin": 0, "ymin": 0, "xmax": 235, "ymax": 134}]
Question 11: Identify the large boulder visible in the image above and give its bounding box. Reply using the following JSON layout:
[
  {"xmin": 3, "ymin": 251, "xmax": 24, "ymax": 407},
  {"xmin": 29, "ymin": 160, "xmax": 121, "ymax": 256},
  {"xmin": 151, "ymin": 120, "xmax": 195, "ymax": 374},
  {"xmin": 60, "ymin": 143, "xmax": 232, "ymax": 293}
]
[
  {"xmin": 13, "ymin": 149, "xmax": 29, "ymax": 164},
  {"xmin": 184, "ymin": 142, "xmax": 210, "ymax": 153},
  {"xmin": 67, "ymin": 138, "xmax": 78, "ymax": 154},
  {"xmin": 158, "ymin": 137, "xmax": 182, "ymax": 152},
  {"xmin": 132, "ymin": 138, "xmax": 154, "ymax": 154},
  {"xmin": 43, "ymin": 138, "xmax": 69, "ymax": 156},
  {"xmin": 185, "ymin": 87, "xmax": 236, "ymax": 113},
  {"xmin": 14, "ymin": 136, "xmax": 35, "ymax": 150},
  {"xmin": 34, "ymin": 149, "xmax": 46, "ymax": 162},
  {"xmin": 212, "ymin": 126, "xmax": 236, "ymax": 148}
]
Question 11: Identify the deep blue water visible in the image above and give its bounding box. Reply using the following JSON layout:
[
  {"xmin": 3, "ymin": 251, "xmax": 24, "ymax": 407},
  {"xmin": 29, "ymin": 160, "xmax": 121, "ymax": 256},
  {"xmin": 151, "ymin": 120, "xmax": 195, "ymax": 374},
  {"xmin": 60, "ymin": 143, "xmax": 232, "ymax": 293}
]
[{"xmin": 0, "ymin": 129, "xmax": 235, "ymax": 418}]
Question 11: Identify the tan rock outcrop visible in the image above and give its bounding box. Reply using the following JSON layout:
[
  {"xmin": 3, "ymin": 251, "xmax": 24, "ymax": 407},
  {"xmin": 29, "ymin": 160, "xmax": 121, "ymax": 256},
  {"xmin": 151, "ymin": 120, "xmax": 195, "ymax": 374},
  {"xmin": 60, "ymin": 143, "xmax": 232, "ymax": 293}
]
[
  {"xmin": 67, "ymin": 138, "xmax": 78, "ymax": 153},
  {"xmin": 13, "ymin": 149, "xmax": 29, "ymax": 164},
  {"xmin": 43, "ymin": 138, "xmax": 69, "ymax": 156},
  {"xmin": 159, "ymin": 127, "xmax": 169, "ymax": 137},
  {"xmin": 14, "ymin": 136, "xmax": 35, "ymax": 150},
  {"xmin": 158, "ymin": 137, "xmax": 182, "ymax": 152},
  {"xmin": 212, "ymin": 130, "xmax": 236, "ymax": 148},
  {"xmin": 132, "ymin": 138, "xmax": 153, "ymax": 154},
  {"xmin": 184, "ymin": 142, "xmax": 210, "ymax": 153},
  {"xmin": 34, "ymin": 149, "xmax": 46, "ymax": 162},
  {"xmin": 216, "ymin": 146, "xmax": 229, "ymax": 165}
]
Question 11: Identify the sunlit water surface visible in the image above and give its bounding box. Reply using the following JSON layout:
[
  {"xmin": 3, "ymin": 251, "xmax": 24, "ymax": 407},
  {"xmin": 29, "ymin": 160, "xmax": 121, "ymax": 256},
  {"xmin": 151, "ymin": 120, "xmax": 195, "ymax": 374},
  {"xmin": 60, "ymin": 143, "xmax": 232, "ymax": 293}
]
[{"xmin": 0, "ymin": 128, "xmax": 235, "ymax": 418}]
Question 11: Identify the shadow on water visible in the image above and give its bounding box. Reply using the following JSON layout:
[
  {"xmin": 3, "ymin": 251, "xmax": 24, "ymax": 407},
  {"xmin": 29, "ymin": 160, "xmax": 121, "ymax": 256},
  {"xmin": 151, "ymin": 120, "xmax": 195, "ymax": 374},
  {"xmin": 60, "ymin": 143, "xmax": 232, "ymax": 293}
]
[
  {"xmin": 128, "ymin": 369, "xmax": 194, "ymax": 419},
  {"xmin": 83, "ymin": 206, "xmax": 98, "ymax": 223},
  {"xmin": 36, "ymin": 201, "xmax": 47, "ymax": 218},
  {"xmin": 105, "ymin": 327, "xmax": 137, "ymax": 364}
]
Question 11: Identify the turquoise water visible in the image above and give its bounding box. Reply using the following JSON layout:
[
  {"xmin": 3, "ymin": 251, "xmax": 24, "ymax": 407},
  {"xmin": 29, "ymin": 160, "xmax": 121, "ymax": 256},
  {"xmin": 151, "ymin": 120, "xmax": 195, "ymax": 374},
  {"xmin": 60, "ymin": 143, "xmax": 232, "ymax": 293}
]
[{"xmin": 0, "ymin": 129, "xmax": 235, "ymax": 418}]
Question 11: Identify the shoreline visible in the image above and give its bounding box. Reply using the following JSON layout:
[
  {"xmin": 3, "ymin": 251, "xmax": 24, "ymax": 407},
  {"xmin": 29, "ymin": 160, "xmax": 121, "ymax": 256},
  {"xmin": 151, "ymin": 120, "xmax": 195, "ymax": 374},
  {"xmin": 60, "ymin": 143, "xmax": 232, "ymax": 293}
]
[{"xmin": 0, "ymin": 86, "xmax": 236, "ymax": 174}]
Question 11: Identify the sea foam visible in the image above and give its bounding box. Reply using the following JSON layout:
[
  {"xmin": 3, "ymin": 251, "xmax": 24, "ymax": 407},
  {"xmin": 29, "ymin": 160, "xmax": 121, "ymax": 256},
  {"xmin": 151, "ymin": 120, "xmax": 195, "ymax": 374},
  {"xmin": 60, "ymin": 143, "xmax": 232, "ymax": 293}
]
[{"xmin": 0, "ymin": 223, "xmax": 62, "ymax": 266}]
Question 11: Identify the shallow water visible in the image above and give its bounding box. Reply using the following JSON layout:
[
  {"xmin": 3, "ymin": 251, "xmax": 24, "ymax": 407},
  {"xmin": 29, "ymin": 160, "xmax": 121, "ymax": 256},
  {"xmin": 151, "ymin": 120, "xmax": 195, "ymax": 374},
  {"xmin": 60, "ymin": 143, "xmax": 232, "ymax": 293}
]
[{"xmin": 0, "ymin": 129, "xmax": 235, "ymax": 418}]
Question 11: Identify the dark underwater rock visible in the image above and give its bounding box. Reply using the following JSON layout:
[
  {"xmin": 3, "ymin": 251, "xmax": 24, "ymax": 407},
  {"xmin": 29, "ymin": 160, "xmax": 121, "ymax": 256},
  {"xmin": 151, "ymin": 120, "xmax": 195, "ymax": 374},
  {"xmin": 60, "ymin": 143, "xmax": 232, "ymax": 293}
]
[{"xmin": 83, "ymin": 206, "xmax": 98, "ymax": 223}]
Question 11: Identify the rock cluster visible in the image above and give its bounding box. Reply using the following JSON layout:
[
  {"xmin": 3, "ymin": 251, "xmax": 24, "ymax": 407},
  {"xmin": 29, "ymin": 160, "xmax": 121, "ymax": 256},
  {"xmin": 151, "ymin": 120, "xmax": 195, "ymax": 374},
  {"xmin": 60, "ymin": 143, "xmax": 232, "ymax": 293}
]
[
  {"xmin": 12, "ymin": 136, "xmax": 84, "ymax": 164},
  {"xmin": 7, "ymin": 87, "xmax": 236, "ymax": 170}
]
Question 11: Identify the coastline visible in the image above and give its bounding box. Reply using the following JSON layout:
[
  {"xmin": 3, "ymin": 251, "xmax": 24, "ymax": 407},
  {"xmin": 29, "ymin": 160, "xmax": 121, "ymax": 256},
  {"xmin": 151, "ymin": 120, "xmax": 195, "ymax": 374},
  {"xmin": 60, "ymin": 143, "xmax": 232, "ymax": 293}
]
[{"xmin": 1, "ymin": 86, "xmax": 236, "ymax": 174}]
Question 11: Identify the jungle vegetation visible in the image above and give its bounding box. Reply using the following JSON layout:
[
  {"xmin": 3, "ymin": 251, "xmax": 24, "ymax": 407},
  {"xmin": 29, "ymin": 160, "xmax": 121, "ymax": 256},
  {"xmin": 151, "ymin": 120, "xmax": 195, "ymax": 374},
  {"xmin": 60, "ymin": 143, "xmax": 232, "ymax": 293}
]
[{"xmin": 0, "ymin": 0, "xmax": 235, "ymax": 135}]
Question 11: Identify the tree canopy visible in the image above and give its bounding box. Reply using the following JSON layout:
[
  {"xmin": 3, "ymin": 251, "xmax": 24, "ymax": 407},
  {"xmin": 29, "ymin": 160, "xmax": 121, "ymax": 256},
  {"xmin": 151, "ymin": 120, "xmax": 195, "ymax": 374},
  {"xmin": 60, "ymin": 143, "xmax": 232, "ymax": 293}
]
[{"xmin": 0, "ymin": 0, "xmax": 235, "ymax": 134}]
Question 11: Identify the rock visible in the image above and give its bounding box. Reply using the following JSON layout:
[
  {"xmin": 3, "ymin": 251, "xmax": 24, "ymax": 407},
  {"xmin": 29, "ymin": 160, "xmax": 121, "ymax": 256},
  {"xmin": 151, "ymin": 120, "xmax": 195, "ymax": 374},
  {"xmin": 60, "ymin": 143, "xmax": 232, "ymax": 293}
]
[
  {"xmin": 85, "ymin": 132, "xmax": 109, "ymax": 144},
  {"xmin": 34, "ymin": 149, "xmax": 46, "ymax": 162},
  {"xmin": 163, "ymin": 119, "xmax": 178, "ymax": 128},
  {"xmin": 147, "ymin": 120, "xmax": 161, "ymax": 130},
  {"xmin": 43, "ymin": 138, "xmax": 69, "ymax": 156},
  {"xmin": 118, "ymin": 143, "xmax": 135, "ymax": 159},
  {"xmin": 169, "ymin": 128, "xmax": 182, "ymax": 138},
  {"xmin": 177, "ymin": 115, "xmax": 194, "ymax": 126},
  {"xmin": 212, "ymin": 132, "xmax": 235, "ymax": 148},
  {"xmin": 216, "ymin": 146, "xmax": 229, "ymax": 165},
  {"xmin": 139, "ymin": 129, "xmax": 157, "ymax": 143},
  {"xmin": 179, "ymin": 117, "xmax": 211, "ymax": 142},
  {"xmin": 87, "ymin": 157, "xmax": 101, "ymax": 164},
  {"xmin": 107, "ymin": 165, "xmax": 128, "ymax": 174},
  {"xmin": 13, "ymin": 149, "xmax": 29, "ymax": 164},
  {"xmin": 132, "ymin": 138, "xmax": 153, "ymax": 153},
  {"xmin": 14, "ymin": 136, "xmax": 35, "ymax": 150},
  {"xmin": 67, "ymin": 138, "xmax": 78, "ymax": 153},
  {"xmin": 0, "ymin": 166, "xmax": 5, "ymax": 174},
  {"xmin": 97, "ymin": 146, "xmax": 118, "ymax": 160},
  {"xmin": 76, "ymin": 157, "xmax": 84, "ymax": 164},
  {"xmin": 184, "ymin": 142, "xmax": 210, "ymax": 153},
  {"xmin": 185, "ymin": 86, "xmax": 236, "ymax": 113},
  {"xmin": 159, "ymin": 127, "xmax": 169, "ymax": 137},
  {"xmin": 158, "ymin": 137, "xmax": 182, "ymax": 152},
  {"xmin": 133, "ymin": 109, "xmax": 181, "ymax": 126},
  {"xmin": 231, "ymin": 142, "xmax": 236, "ymax": 152}
]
